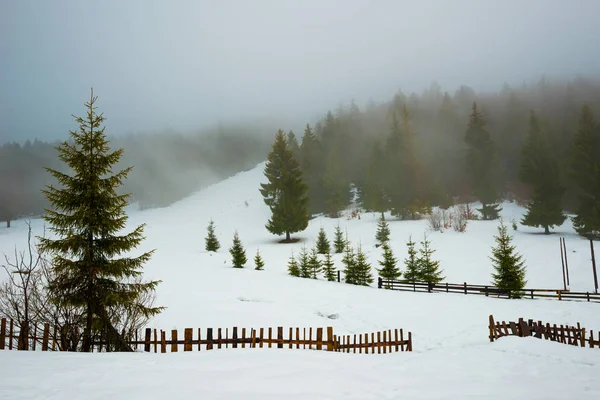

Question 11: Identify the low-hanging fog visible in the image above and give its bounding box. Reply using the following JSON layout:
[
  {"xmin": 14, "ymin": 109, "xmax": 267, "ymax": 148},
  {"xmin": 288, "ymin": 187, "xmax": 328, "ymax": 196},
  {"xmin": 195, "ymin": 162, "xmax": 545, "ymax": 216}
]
[{"xmin": 2, "ymin": 0, "xmax": 600, "ymax": 142}]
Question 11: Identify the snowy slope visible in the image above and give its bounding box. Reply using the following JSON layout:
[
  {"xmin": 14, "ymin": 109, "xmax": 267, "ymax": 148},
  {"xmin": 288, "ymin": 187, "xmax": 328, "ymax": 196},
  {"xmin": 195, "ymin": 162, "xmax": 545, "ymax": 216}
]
[{"xmin": 0, "ymin": 162, "xmax": 599, "ymax": 399}]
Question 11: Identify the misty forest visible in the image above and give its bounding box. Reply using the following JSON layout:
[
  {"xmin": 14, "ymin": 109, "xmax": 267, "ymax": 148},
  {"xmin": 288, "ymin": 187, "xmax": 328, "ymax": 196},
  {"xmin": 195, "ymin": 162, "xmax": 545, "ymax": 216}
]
[{"xmin": 2, "ymin": 77, "xmax": 600, "ymax": 239}]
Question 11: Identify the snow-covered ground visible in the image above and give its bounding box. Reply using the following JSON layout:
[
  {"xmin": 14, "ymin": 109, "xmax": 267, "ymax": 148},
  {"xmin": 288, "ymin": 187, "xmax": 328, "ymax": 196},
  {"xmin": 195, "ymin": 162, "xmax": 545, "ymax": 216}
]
[{"xmin": 1, "ymin": 162, "xmax": 599, "ymax": 399}]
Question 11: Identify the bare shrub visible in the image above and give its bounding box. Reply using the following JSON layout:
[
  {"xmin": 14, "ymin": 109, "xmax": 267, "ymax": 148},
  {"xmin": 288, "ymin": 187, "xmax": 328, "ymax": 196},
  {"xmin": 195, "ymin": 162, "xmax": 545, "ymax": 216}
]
[
  {"xmin": 427, "ymin": 209, "xmax": 444, "ymax": 232},
  {"xmin": 452, "ymin": 207, "xmax": 468, "ymax": 232}
]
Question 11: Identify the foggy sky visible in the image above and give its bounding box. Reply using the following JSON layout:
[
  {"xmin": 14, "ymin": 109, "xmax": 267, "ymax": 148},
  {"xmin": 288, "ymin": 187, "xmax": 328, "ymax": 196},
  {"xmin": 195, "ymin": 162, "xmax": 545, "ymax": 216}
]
[{"xmin": 1, "ymin": 0, "xmax": 600, "ymax": 143}]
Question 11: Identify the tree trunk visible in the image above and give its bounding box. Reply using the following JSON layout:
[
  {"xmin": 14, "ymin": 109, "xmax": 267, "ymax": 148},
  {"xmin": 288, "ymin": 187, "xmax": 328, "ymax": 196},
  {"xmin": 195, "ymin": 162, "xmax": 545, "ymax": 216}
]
[
  {"xmin": 285, "ymin": 231, "xmax": 291, "ymax": 242},
  {"xmin": 6, "ymin": 219, "xmax": 10, "ymax": 228},
  {"xmin": 544, "ymin": 225, "xmax": 550, "ymax": 235}
]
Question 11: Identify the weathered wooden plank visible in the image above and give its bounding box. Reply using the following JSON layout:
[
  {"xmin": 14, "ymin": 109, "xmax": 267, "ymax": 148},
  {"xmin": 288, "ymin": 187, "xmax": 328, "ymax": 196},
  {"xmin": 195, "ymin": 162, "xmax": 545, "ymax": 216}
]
[
  {"xmin": 0, "ymin": 318, "xmax": 5, "ymax": 350},
  {"xmin": 160, "ymin": 330, "xmax": 166, "ymax": 353},
  {"xmin": 277, "ymin": 327, "xmax": 283, "ymax": 349},
  {"xmin": 382, "ymin": 331, "xmax": 387, "ymax": 354},
  {"xmin": 268, "ymin": 327, "xmax": 272, "ymax": 348},
  {"xmin": 184, "ymin": 328, "xmax": 193, "ymax": 351},
  {"xmin": 52, "ymin": 324, "xmax": 57, "ymax": 351},
  {"xmin": 242, "ymin": 328, "xmax": 246, "ymax": 349},
  {"xmin": 144, "ymin": 328, "xmax": 152, "ymax": 352},
  {"xmin": 358, "ymin": 334, "xmax": 363, "ymax": 354},
  {"xmin": 316, "ymin": 328, "xmax": 323, "ymax": 351},
  {"xmin": 206, "ymin": 328, "xmax": 213, "ymax": 350},
  {"xmin": 288, "ymin": 328, "xmax": 293, "ymax": 349},
  {"xmin": 232, "ymin": 327, "xmax": 238, "ymax": 349},
  {"xmin": 326, "ymin": 327, "xmax": 333, "ymax": 352},
  {"xmin": 408, "ymin": 332, "xmax": 413, "ymax": 351},
  {"xmin": 303, "ymin": 328, "xmax": 306, "ymax": 350},
  {"xmin": 309, "ymin": 328, "xmax": 313, "ymax": 350},
  {"xmin": 196, "ymin": 328, "xmax": 200, "ymax": 352},
  {"xmin": 217, "ymin": 328, "xmax": 222, "ymax": 349},
  {"xmin": 259, "ymin": 328, "xmax": 264, "ymax": 349},
  {"xmin": 296, "ymin": 327, "xmax": 300, "ymax": 349},
  {"xmin": 400, "ymin": 329, "xmax": 404, "ymax": 352},
  {"xmin": 394, "ymin": 329, "xmax": 399, "ymax": 352},
  {"xmin": 171, "ymin": 330, "xmax": 178, "ymax": 352}
]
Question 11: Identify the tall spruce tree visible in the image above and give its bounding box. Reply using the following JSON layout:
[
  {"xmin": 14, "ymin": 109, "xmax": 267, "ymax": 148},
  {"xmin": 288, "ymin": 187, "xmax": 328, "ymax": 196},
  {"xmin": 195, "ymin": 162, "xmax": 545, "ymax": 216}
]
[
  {"xmin": 490, "ymin": 221, "xmax": 527, "ymax": 298},
  {"xmin": 254, "ymin": 249, "xmax": 265, "ymax": 271},
  {"xmin": 300, "ymin": 124, "xmax": 325, "ymax": 215},
  {"xmin": 571, "ymin": 106, "xmax": 600, "ymax": 239},
  {"xmin": 323, "ymin": 149, "xmax": 348, "ymax": 217},
  {"xmin": 355, "ymin": 245, "xmax": 374, "ymax": 286},
  {"xmin": 229, "ymin": 231, "xmax": 247, "ymax": 268},
  {"xmin": 260, "ymin": 130, "xmax": 309, "ymax": 242},
  {"xmin": 418, "ymin": 234, "xmax": 444, "ymax": 284},
  {"xmin": 375, "ymin": 213, "xmax": 390, "ymax": 246},
  {"xmin": 38, "ymin": 90, "xmax": 162, "ymax": 352},
  {"xmin": 333, "ymin": 224, "xmax": 345, "ymax": 253},
  {"xmin": 377, "ymin": 244, "xmax": 401, "ymax": 282},
  {"xmin": 519, "ymin": 111, "xmax": 566, "ymax": 234},
  {"xmin": 205, "ymin": 219, "xmax": 220, "ymax": 252},
  {"xmin": 316, "ymin": 227, "xmax": 331, "ymax": 254},
  {"xmin": 403, "ymin": 236, "xmax": 420, "ymax": 283},
  {"xmin": 361, "ymin": 140, "xmax": 389, "ymax": 215},
  {"xmin": 287, "ymin": 253, "xmax": 300, "ymax": 277},
  {"xmin": 322, "ymin": 252, "xmax": 337, "ymax": 282},
  {"xmin": 287, "ymin": 130, "xmax": 300, "ymax": 157},
  {"xmin": 298, "ymin": 246, "xmax": 311, "ymax": 278},
  {"xmin": 465, "ymin": 103, "xmax": 502, "ymax": 220},
  {"xmin": 385, "ymin": 111, "xmax": 409, "ymax": 218}
]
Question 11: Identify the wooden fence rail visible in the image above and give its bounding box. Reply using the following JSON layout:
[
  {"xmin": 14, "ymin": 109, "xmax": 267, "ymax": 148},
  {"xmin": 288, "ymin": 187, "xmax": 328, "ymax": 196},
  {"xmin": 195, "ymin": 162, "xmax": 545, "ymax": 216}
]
[
  {"xmin": 379, "ymin": 278, "xmax": 600, "ymax": 303},
  {"xmin": 488, "ymin": 315, "xmax": 600, "ymax": 349},
  {"xmin": 0, "ymin": 317, "xmax": 412, "ymax": 354}
]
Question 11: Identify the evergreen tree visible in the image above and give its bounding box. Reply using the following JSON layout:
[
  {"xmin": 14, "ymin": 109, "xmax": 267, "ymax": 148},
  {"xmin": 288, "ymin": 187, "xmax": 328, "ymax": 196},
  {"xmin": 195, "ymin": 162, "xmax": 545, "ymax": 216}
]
[
  {"xmin": 287, "ymin": 130, "xmax": 300, "ymax": 157},
  {"xmin": 417, "ymin": 234, "xmax": 444, "ymax": 284},
  {"xmin": 316, "ymin": 227, "xmax": 331, "ymax": 254},
  {"xmin": 229, "ymin": 231, "xmax": 247, "ymax": 268},
  {"xmin": 287, "ymin": 253, "xmax": 300, "ymax": 277},
  {"xmin": 298, "ymin": 246, "xmax": 311, "ymax": 278},
  {"xmin": 260, "ymin": 130, "xmax": 309, "ymax": 242},
  {"xmin": 322, "ymin": 252, "xmax": 337, "ymax": 282},
  {"xmin": 403, "ymin": 236, "xmax": 420, "ymax": 283},
  {"xmin": 309, "ymin": 246, "xmax": 322, "ymax": 279},
  {"xmin": 38, "ymin": 90, "xmax": 162, "ymax": 352},
  {"xmin": 385, "ymin": 111, "xmax": 409, "ymax": 218},
  {"xmin": 254, "ymin": 249, "xmax": 265, "ymax": 271},
  {"xmin": 519, "ymin": 111, "xmax": 566, "ymax": 234},
  {"xmin": 571, "ymin": 106, "xmax": 600, "ymax": 239},
  {"xmin": 375, "ymin": 213, "xmax": 390, "ymax": 245},
  {"xmin": 490, "ymin": 221, "xmax": 527, "ymax": 298},
  {"xmin": 377, "ymin": 244, "xmax": 401, "ymax": 281},
  {"xmin": 342, "ymin": 244, "xmax": 357, "ymax": 284},
  {"xmin": 464, "ymin": 103, "xmax": 502, "ymax": 220},
  {"xmin": 205, "ymin": 219, "xmax": 220, "ymax": 252},
  {"xmin": 300, "ymin": 124, "xmax": 325, "ymax": 215},
  {"xmin": 323, "ymin": 149, "xmax": 349, "ymax": 217},
  {"xmin": 333, "ymin": 224, "xmax": 345, "ymax": 253},
  {"xmin": 354, "ymin": 245, "xmax": 374, "ymax": 286},
  {"xmin": 361, "ymin": 140, "xmax": 389, "ymax": 214}
]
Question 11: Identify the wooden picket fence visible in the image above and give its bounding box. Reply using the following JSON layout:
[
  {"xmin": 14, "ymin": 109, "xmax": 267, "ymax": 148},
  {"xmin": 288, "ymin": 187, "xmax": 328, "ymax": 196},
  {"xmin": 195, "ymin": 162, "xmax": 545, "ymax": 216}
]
[
  {"xmin": 488, "ymin": 315, "xmax": 600, "ymax": 349},
  {"xmin": 379, "ymin": 277, "xmax": 600, "ymax": 303},
  {"xmin": 0, "ymin": 317, "xmax": 412, "ymax": 354}
]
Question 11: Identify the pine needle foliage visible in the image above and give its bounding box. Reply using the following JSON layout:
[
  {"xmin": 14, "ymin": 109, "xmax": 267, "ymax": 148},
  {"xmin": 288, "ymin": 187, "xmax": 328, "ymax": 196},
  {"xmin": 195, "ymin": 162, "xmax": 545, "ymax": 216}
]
[
  {"xmin": 316, "ymin": 227, "xmax": 331, "ymax": 254},
  {"xmin": 229, "ymin": 231, "xmax": 247, "ymax": 268},
  {"xmin": 298, "ymin": 246, "xmax": 311, "ymax": 278},
  {"xmin": 342, "ymin": 244, "xmax": 357, "ymax": 284},
  {"xmin": 377, "ymin": 244, "xmax": 401, "ymax": 281},
  {"xmin": 375, "ymin": 213, "xmax": 390, "ymax": 245},
  {"xmin": 403, "ymin": 236, "xmax": 420, "ymax": 283},
  {"xmin": 417, "ymin": 234, "xmax": 444, "ymax": 284},
  {"xmin": 322, "ymin": 252, "xmax": 337, "ymax": 282},
  {"xmin": 333, "ymin": 224, "xmax": 345, "ymax": 253},
  {"xmin": 205, "ymin": 219, "xmax": 220, "ymax": 252},
  {"xmin": 287, "ymin": 253, "xmax": 300, "ymax": 277},
  {"xmin": 309, "ymin": 246, "xmax": 322, "ymax": 279},
  {"xmin": 254, "ymin": 249, "xmax": 265, "ymax": 271},
  {"xmin": 490, "ymin": 221, "xmax": 527, "ymax": 298},
  {"xmin": 354, "ymin": 245, "xmax": 374, "ymax": 286},
  {"xmin": 38, "ymin": 90, "xmax": 162, "ymax": 352}
]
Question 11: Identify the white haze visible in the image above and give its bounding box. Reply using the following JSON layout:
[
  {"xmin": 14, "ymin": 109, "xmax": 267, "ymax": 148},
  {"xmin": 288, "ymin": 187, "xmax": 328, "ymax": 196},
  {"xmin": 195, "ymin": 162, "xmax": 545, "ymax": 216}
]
[{"xmin": 1, "ymin": 0, "xmax": 600, "ymax": 142}]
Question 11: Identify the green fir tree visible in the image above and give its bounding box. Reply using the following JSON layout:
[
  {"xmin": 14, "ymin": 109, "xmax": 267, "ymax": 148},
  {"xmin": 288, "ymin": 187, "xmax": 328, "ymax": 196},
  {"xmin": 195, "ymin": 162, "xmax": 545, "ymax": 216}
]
[
  {"xmin": 519, "ymin": 111, "xmax": 566, "ymax": 234},
  {"xmin": 316, "ymin": 227, "xmax": 331, "ymax": 254},
  {"xmin": 571, "ymin": 106, "xmax": 600, "ymax": 239},
  {"xmin": 309, "ymin": 246, "xmax": 322, "ymax": 279},
  {"xmin": 229, "ymin": 231, "xmax": 247, "ymax": 268},
  {"xmin": 375, "ymin": 213, "xmax": 390, "ymax": 245},
  {"xmin": 287, "ymin": 253, "xmax": 300, "ymax": 277},
  {"xmin": 354, "ymin": 244, "xmax": 374, "ymax": 286},
  {"xmin": 254, "ymin": 249, "xmax": 265, "ymax": 271},
  {"xmin": 403, "ymin": 236, "xmax": 420, "ymax": 283},
  {"xmin": 342, "ymin": 244, "xmax": 357, "ymax": 284},
  {"xmin": 205, "ymin": 219, "xmax": 220, "ymax": 252},
  {"xmin": 333, "ymin": 224, "xmax": 345, "ymax": 253},
  {"xmin": 298, "ymin": 246, "xmax": 311, "ymax": 278},
  {"xmin": 417, "ymin": 234, "xmax": 444, "ymax": 284},
  {"xmin": 38, "ymin": 90, "xmax": 162, "ymax": 352},
  {"xmin": 322, "ymin": 252, "xmax": 337, "ymax": 282},
  {"xmin": 377, "ymin": 244, "xmax": 401, "ymax": 282},
  {"xmin": 260, "ymin": 130, "xmax": 309, "ymax": 242},
  {"xmin": 490, "ymin": 221, "xmax": 527, "ymax": 298}
]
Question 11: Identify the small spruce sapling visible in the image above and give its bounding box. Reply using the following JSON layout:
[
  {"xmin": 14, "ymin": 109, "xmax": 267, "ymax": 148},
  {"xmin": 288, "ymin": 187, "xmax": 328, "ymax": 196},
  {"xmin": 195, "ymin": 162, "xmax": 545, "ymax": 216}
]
[
  {"xmin": 342, "ymin": 244, "xmax": 357, "ymax": 284},
  {"xmin": 287, "ymin": 253, "xmax": 300, "ymax": 277},
  {"xmin": 229, "ymin": 231, "xmax": 247, "ymax": 268},
  {"xmin": 322, "ymin": 252, "xmax": 337, "ymax": 282},
  {"xmin": 298, "ymin": 246, "xmax": 311, "ymax": 278},
  {"xmin": 403, "ymin": 236, "xmax": 420, "ymax": 283},
  {"xmin": 254, "ymin": 249, "xmax": 265, "ymax": 271},
  {"xmin": 333, "ymin": 224, "xmax": 345, "ymax": 253},
  {"xmin": 491, "ymin": 221, "xmax": 527, "ymax": 298},
  {"xmin": 354, "ymin": 244, "xmax": 374, "ymax": 286},
  {"xmin": 309, "ymin": 246, "xmax": 322, "ymax": 279},
  {"xmin": 316, "ymin": 227, "xmax": 331, "ymax": 254},
  {"xmin": 378, "ymin": 244, "xmax": 401, "ymax": 283},
  {"xmin": 375, "ymin": 214, "xmax": 391, "ymax": 246},
  {"xmin": 205, "ymin": 219, "xmax": 221, "ymax": 252},
  {"xmin": 418, "ymin": 234, "xmax": 444, "ymax": 284}
]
